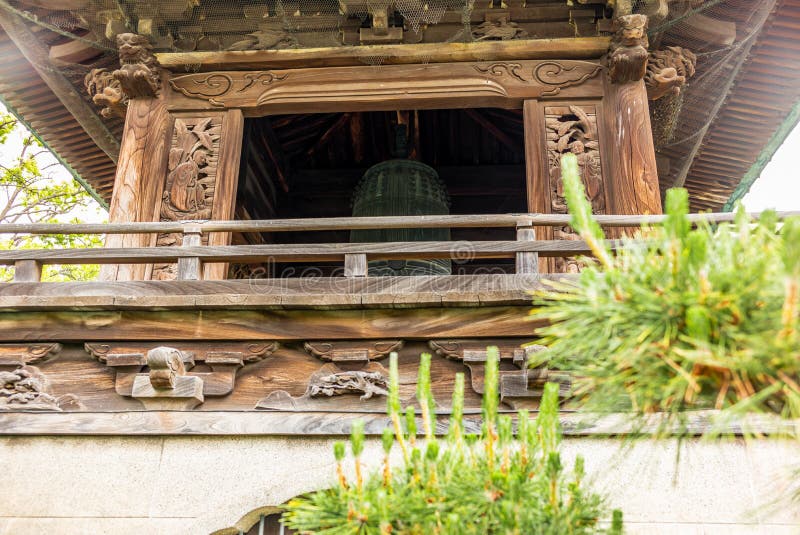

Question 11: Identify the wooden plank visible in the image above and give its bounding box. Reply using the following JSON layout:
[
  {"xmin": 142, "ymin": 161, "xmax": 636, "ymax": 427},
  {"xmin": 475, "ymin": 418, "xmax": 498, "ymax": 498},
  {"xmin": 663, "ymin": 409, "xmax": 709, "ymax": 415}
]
[
  {"xmin": 523, "ymin": 99, "xmax": 552, "ymax": 273},
  {"xmin": 344, "ymin": 253, "xmax": 367, "ymax": 278},
  {"xmin": 165, "ymin": 60, "xmax": 606, "ymax": 115},
  {"xmin": 100, "ymin": 94, "xmax": 174, "ymax": 281},
  {"xmin": 204, "ymin": 109, "xmax": 244, "ymax": 280},
  {"xmin": 156, "ymin": 38, "xmax": 610, "ymax": 72},
  {"xmin": 0, "ymin": 306, "xmax": 538, "ymax": 341},
  {"xmin": 177, "ymin": 230, "xmax": 202, "ymax": 281},
  {"xmin": 0, "ymin": 240, "xmax": 618, "ymax": 265},
  {"xmin": 13, "ymin": 260, "xmax": 41, "ymax": 283},
  {"xmin": 3, "ymin": 211, "xmax": 790, "ymax": 236},
  {"xmin": 601, "ymin": 79, "xmax": 662, "ymax": 216},
  {"xmin": 515, "ymin": 225, "xmax": 538, "ymax": 275}
]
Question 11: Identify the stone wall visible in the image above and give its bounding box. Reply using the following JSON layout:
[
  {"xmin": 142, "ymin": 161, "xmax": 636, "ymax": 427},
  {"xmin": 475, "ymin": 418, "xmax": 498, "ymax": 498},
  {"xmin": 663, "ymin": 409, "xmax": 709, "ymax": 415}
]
[{"xmin": 0, "ymin": 436, "xmax": 798, "ymax": 534}]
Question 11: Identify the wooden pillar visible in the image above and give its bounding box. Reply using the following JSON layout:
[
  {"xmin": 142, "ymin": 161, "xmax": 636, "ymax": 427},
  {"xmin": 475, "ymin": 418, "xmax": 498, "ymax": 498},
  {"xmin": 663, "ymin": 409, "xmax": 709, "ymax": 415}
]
[
  {"xmin": 102, "ymin": 95, "xmax": 243, "ymax": 281},
  {"xmin": 523, "ymin": 100, "xmax": 552, "ymax": 273},
  {"xmin": 601, "ymin": 78, "xmax": 662, "ymax": 216},
  {"xmin": 100, "ymin": 93, "xmax": 172, "ymax": 281}
]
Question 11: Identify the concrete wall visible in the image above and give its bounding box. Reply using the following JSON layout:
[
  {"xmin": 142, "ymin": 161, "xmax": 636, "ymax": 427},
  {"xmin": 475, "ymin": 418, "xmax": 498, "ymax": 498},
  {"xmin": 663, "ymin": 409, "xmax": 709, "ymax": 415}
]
[{"xmin": 0, "ymin": 436, "xmax": 797, "ymax": 534}]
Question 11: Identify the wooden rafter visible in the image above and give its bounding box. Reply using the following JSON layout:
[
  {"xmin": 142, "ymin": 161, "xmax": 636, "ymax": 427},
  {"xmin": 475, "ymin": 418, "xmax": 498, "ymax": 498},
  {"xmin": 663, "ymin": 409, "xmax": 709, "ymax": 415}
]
[{"xmin": 0, "ymin": 5, "xmax": 120, "ymax": 162}]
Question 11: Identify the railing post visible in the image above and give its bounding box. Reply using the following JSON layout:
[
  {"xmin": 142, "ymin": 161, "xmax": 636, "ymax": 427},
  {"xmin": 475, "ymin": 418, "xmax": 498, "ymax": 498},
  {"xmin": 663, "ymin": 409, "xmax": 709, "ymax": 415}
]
[
  {"xmin": 344, "ymin": 253, "xmax": 367, "ymax": 278},
  {"xmin": 13, "ymin": 260, "xmax": 42, "ymax": 282},
  {"xmin": 516, "ymin": 222, "xmax": 538, "ymax": 275},
  {"xmin": 177, "ymin": 225, "xmax": 203, "ymax": 281}
]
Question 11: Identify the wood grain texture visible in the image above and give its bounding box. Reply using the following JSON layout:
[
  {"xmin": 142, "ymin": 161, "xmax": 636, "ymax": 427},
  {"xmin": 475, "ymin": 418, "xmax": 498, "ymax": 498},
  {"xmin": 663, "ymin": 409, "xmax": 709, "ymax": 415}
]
[
  {"xmin": 204, "ymin": 109, "xmax": 243, "ymax": 280},
  {"xmin": 4, "ymin": 211, "xmax": 794, "ymax": 236},
  {"xmin": 0, "ymin": 274, "xmax": 557, "ymax": 310},
  {"xmin": 13, "ymin": 260, "xmax": 41, "ymax": 283},
  {"xmin": 0, "ymin": 306, "xmax": 538, "ymax": 342},
  {"xmin": 601, "ymin": 78, "xmax": 663, "ymax": 216},
  {"xmin": 0, "ymin": 240, "xmax": 617, "ymax": 265},
  {"xmin": 100, "ymin": 92, "xmax": 173, "ymax": 281},
  {"xmin": 166, "ymin": 60, "xmax": 605, "ymax": 115},
  {"xmin": 523, "ymin": 100, "xmax": 554, "ymax": 273},
  {"xmin": 157, "ymin": 38, "xmax": 610, "ymax": 72}
]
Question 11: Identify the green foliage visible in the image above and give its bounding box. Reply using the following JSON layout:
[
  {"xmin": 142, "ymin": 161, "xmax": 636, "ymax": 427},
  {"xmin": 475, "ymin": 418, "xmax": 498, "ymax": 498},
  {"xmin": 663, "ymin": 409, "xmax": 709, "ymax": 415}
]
[
  {"xmin": 530, "ymin": 152, "xmax": 800, "ymax": 431},
  {"xmin": 282, "ymin": 350, "xmax": 617, "ymax": 534},
  {"xmin": 0, "ymin": 111, "xmax": 103, "ymax": 281}
]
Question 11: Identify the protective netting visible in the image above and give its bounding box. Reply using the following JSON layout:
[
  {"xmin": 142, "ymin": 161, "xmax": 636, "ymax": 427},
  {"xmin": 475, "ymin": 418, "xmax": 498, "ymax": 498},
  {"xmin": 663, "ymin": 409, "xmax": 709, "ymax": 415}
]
[{"xmin": 0, "ymin": 0, "xmax": 783, "ymax": 195}]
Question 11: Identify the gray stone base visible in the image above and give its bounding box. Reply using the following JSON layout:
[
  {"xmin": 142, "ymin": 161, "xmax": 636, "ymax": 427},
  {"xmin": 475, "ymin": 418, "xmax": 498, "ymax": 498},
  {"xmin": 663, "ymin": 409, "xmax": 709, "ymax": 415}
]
[{"xmin": 0, "ymin": 436, "xmax": 798, "ymax": 534}]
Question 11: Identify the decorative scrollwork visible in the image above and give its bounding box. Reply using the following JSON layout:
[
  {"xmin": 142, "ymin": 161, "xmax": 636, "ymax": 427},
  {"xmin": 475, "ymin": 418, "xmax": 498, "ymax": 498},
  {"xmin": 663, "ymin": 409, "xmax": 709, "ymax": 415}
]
[
  {"xmin": 473, "ymin": 63, "xmax": 527, "ymax": 83},
  {"xmin": 533, "ymin": 62, "xmax": 604, "ymax": 96},
  {"xmin": 169, "ymin": 71, "xmax": 289, "ymax": 107}
]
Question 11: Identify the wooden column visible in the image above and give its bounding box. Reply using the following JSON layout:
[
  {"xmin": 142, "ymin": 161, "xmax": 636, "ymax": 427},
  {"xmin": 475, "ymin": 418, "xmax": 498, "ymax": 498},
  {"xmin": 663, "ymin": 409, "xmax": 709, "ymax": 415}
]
[
  {"xmin": 523, "ymin": 100, "xmax": 552, "ymax": 274},
  {"xmin": 601, "ymin": 78, "xmax": 662, "ymax": 216},
  {"xmin": 100, "ymin": 92, "xmax": 173, "ymax": 281}
]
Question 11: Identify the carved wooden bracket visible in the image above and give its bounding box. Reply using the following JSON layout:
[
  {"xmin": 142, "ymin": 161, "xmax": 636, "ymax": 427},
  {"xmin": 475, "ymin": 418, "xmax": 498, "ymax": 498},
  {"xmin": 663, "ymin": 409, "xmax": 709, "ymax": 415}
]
[
  {"xmin": 131, "ymin": 347, "xmax": 204, "ymax": 410},
  {"xmin": 303, "ymin": 340, "xmax": 403, "ymax": 362},
  {"xmin": 113, "ymin": 33, "xmax": 161, "ymax": 98},
  {"xmin": 429, "ymin": 339, "xmax": 569, "ymax": 407},
  {"xmin": 645, "ymin": 46, "xmax": 697, "ymax": 100},
  {"xmin": 607, "ymin": 14, "xmax": 649, "ymax": 84},
  {"xmin": 0, "ymin": 343, "xmax": 61, "ymax": 369},
  {"xmin": 85, "ymin": 342, "xmax": 278, "ymax": 400}
]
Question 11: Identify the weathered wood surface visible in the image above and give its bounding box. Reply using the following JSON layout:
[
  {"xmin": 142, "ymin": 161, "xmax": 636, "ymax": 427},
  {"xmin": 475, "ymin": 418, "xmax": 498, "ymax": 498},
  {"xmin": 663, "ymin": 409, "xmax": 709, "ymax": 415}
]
[
  {"xmin": 13, "ymin": 260, "xmax": 41, "ymax": 283},
  {"xmin": 0, "ymin": 409, "xmax": 793, "ymax": 436},
  {"xmin": 204, "ymin": 109, "xmax": 244, "ymax": 280},
  {"xmin": 0, "ymin": 240, "xmax": 616, "ymax": 265},
  {"xmin": 0, "ymin": 306, "xmax": 536, "ymax": 341},
  {"xmin": 2, "ymin": 211, "xmax": 796, "ymax": 236},
  {"xmin": 523, "ymin": 100, "xmax": 553, "ymax": 274},
  {"xmin": 166, "ymin": 60, "xmax": 605, "ymax": 115},
  {"xmin": 100, "ymin": 91, "xmax": 173, "ymax": 281},
  {"xmin": 0, "ymin": 274, "xmax": 553, "ymax": 310},
  {"xmin": 156, "ymin": 38, "xmax": 611, "ymax": 72},
  {"xmin": 601, "ymin": 78, "xmax": 662, "ymax": 216}
]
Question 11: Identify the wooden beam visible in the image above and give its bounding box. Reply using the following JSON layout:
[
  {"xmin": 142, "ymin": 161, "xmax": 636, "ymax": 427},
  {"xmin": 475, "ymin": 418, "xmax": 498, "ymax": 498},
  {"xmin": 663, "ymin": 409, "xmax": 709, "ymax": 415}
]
[
  {"xmin": 166, "ymin": 60, "xmax": 605, "ymax": 115},
  {"xmin": 0, "ymin": 305, "xmax": 537, "ymax": 341},
  {"xmin": 0, "ymin": 6, "xmax": 120, "ymax": 162},
  {"xmin": 156, "ymin": 38, "xmax": 611, "ymax": 72}
]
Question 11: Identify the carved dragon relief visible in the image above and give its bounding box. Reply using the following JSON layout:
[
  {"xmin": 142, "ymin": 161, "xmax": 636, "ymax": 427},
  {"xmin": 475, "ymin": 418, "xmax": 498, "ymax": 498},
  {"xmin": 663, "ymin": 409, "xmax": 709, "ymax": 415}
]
[
  {"xmin": 645, "ymin": 46, "xmax": 697, "ymax": 100},
  {"xmin": 153, "ymin": 116, "xmax": 221, "ymax": 280},
  {"xmin": 85, "ymin": 342, "xmax": 278, "ymax": 404},
  {"xmin": 545, "ymin": 105, "xmax": 604, "ymax": 273},
  {"xmin": 256, "ymin": 362, "xmax": 392, "ymax": 410},
  {"xmin": 85, "ymin": 68, "xmax": 128, "ymax": 118},
  {"xmin": 257, "ymin": 340, "xmax": 402, "ymax": 410},
  {"xmin": 0, "ymin": 366, "xmax": 81, "ymax": 411}
]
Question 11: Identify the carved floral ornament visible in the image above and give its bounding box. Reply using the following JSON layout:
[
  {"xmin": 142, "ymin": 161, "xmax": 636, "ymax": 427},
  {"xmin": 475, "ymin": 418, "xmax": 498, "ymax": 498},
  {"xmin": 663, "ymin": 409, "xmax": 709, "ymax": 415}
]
[{"xmin": 167, "ymin": 60, "xmax": 603, "ymax": 108}]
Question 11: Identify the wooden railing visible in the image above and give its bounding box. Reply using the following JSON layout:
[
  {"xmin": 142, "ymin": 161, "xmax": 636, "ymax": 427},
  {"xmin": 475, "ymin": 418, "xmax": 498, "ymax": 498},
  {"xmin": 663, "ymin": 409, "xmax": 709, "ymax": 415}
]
[{"xmin": 1, "ymin": 211, "xmax": 797, "ymax": 283}]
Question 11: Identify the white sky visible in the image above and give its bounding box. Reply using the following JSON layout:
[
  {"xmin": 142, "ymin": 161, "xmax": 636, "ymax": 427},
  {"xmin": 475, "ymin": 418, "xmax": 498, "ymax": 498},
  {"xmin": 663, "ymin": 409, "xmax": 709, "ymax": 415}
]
[{"xmin": 741, "ymin": 122, "xmax": 800, "ymax": 212}]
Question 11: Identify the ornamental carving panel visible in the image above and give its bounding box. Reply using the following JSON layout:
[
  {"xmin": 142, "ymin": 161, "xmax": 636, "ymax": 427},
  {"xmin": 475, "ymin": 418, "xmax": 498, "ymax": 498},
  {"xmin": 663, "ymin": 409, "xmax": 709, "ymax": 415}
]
[
  {"xmin": 153, "ymin": 116, "xmax": 222, "ymax": 280},
  {"xmin": 545, "ymin": 105, "xmax": 604, "ymax": 273}
]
